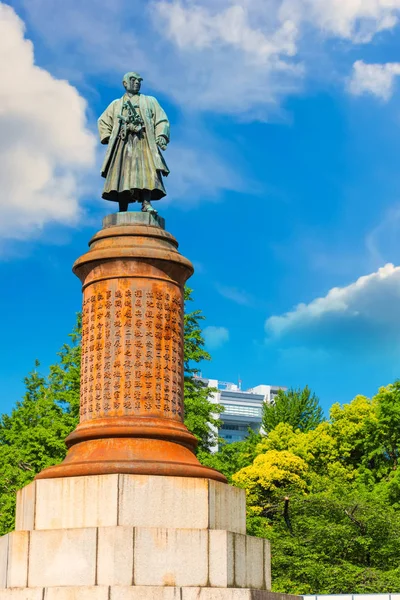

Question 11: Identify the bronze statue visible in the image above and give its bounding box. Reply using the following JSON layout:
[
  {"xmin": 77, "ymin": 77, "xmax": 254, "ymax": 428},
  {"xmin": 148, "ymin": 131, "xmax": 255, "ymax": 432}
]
[{"xmin": 98, "ymin": 72, "xmax": 170, "ymax": 214}]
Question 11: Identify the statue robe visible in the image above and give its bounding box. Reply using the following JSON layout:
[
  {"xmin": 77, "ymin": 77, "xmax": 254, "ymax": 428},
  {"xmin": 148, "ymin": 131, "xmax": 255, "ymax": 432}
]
[{"xmin": 98, "ymin": 93, "xmax": 170, "ymax": 202}]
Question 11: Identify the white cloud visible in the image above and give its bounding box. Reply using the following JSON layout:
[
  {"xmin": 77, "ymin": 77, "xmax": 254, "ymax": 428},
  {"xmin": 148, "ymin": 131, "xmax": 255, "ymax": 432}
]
[
  {"xmin": 155, "ymin": 2, "xmax": 297, "ymax": 60},
  {"xmin": 152, "ymin": 0, "xmax": 303, "ymax": 116},
  {"xmin": 366, "ymin": 205, "xmax": 400, "ymax": 267},
  {"xmin": 203, "ymin": 326, "xmax": 230, "ymax": 349},
  {"xmin": 348, "ymin": 60, "xmax": 400, "ymax": 100},
  {"xmin": 266, "ymin": 264, "xmax": 400, "ymax": 351},
  {"xmin": 153, "ymin": 0, "xmax": 400, "ymax": 112},
  {"xmin": 216, "ymin": 284, "xmax": 253, "ymax": 306},
  {"xmin": 165, "ymin": 142, "xmax": 245, "ymax": 204},
  {"xmin": 17, "ymin": 0, "xmax": 304, "ymax": 119},
  {"xmin": 281, "ymin": 0, "xmax": 400, "ymax": 43},
  {"xmin": 0, "ymin": 3, "xmax": 96, "ymax": 241},
  {"xmin": 156, "ymin": 0, "xmax": 400, "ymax": 59},
  {"xmin": 17, "ymin": 0, "xmax": 400, "ymax": 120}
]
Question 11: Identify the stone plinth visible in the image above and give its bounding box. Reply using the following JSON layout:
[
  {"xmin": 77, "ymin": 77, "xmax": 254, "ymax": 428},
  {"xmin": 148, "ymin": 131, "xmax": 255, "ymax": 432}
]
[
  {"xmin": 1, "ymin": 526, "xmax": 270, "ymax": 590},
  {"xmin": 35, "ymin": 213, "xmax": 225, "ymax": 483},
  {"xmin": 16, "ymin": 475, "xmax": 246, "ymax": 534}
]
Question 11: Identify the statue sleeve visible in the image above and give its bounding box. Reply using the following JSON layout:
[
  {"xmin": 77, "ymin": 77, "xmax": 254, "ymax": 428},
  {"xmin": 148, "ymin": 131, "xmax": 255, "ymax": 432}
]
[
  {"xmin": 153, "ymin": 99, "xmax": 170, "ymax": 143},
  {"xmin": 98, "ymin": 103, "xmax": 115, "ymax": 145}
]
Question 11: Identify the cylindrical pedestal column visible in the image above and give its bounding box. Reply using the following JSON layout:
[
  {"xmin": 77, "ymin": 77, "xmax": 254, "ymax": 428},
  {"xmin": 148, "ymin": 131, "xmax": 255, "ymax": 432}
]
[{"xmin": 37, "ymin": 213, "xmax": 226, "ymax": 483}]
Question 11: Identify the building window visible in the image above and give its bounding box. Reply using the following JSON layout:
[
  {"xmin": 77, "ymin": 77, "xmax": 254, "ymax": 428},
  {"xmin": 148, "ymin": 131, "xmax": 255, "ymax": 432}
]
[
  {"xmin": 221, "ymin": 424, "xmax": 249, "ymax": 432},
  {"xmin": 222, "ymin": 404, "xmax": 262, "ymax": 417}
]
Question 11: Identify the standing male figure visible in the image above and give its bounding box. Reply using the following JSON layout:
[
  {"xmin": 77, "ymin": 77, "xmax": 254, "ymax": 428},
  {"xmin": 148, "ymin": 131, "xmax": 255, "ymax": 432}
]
[{"xmin": 98, "ymin": 72, "xmax": 170, "ymax": 214}]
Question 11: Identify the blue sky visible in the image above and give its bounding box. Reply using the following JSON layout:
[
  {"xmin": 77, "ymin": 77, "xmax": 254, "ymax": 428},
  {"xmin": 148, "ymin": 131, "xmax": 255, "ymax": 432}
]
[{"xmin": 1, "ymin": 0, "xmax": 400, "ymax": 417}]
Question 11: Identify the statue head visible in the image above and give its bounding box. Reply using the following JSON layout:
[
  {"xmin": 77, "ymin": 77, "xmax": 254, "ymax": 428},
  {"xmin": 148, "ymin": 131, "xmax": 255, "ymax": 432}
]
[{"xmin": 123, "ymin": 72, "xmax": 143, "ymax": 94}]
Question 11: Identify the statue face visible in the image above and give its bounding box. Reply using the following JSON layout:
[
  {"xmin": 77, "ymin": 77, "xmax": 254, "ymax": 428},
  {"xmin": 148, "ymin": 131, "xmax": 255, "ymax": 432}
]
[{"xmin": 124, "ymin": 75, "xmax": 142, "ymax": 94}]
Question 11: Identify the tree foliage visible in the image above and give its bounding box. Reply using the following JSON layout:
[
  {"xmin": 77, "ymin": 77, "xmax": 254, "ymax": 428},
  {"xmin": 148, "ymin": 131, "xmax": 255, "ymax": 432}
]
[
  {"xmin": 262, "ymin": 385, "xmax": 324, "ymax": 434},
  {"xmin": 229, "ymin": 382, "xmax": 400, "ymax": 594},
  {"xmin": 199, "ymin": 383, "xmax": 400, "ymax": 593},
  {"xmin": 198, "ymin": 429, "xmax": 261, "ymax": 482},
  {"xmin": 233, "ymin": 449, "xmax": 309, "ymax": 513},
  {"xmin": 183, "ymin": 287, "xmax": 223, "ymax": 452},
  {"xmin": 258, "ymin": 487, "xmax": 400, "ymax": 595},
  {"xmin": 0, "ymin": 320, "xmax": 81, "ymax": 535}
]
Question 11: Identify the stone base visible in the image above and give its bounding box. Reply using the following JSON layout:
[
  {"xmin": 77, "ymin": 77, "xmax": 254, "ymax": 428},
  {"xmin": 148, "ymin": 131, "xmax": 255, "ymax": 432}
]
[
  {"xmin": 102, "ymin": 211, "xmax": 166, "ymax": 229},
  {"xmin": 0, "ymin": 588, "xmax": 298, "ymax": 600},
  {"xmin": 0, "ymin": 525, "xmax": 270, "ymax": 589},
  {"xmin": 16, "ymin": 475, "xmax": 245, "ymax": 534},
  {"xmin": 0, "ymin": 476, "xmax": 294, "ymax": 600}
]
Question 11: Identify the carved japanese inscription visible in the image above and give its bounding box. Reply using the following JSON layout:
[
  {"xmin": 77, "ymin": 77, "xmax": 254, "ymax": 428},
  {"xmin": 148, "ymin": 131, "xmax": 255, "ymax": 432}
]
[{"xmin": 80, "ymin": 281, "xmax": 184, "ymax": 422}]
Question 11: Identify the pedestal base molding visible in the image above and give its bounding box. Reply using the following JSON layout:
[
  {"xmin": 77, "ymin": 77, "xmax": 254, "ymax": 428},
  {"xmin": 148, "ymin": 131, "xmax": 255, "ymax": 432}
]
[
  {"xmin": 0, "ymin": 588, "xmax": 299, "ymax": 600},
  {"xmin": 37, "ymin": 420, "xmax": 225, "ymax": 483}
]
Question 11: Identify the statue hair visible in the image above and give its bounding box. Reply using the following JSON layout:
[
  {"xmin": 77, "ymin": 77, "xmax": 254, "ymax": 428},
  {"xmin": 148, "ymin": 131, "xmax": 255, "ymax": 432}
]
[{"xmin": 123, "ymin": 72, "xmax": 143, "ymax": 84}]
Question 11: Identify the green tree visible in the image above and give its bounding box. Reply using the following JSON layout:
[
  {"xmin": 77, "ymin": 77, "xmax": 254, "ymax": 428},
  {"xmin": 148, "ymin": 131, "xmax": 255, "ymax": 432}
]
[
  {"xmin": 233, "ymin": 449, "xmax": 310, "ymax": 518},
  {"xmin": 183, "ymin": 287, "xmax": 223, "ymax": 452},
  {"xmin": 329, "ymin": 394, "xmax": 378, "ymax": 476},
  {"xmin": 256, "ymin": 422, "xmax": 352, "ymax": 482},
  {"xmin": 262, "ymin": 386, "xmax": 324, "ymax": 434},
  {"xmin": 198, "ymin": 429, "xmax": 261, "ymax": 482},
  {"xmin": 0, "ymin": 317, "xmax": 81, "ymax": 535},
  {"xmin": 371, "ymin": 382, "xmax": 400, "ymax": 476},
  {"xmin": 262, "ymin": 486, "xmax": 400, "ymax": 594},
  {"xmin": 233, "ymin": 433, "xmax": 400, "ymax": 593},
  {"xmin": 229, "ymin": 386, "xmax": 400, "ymax": 594}
]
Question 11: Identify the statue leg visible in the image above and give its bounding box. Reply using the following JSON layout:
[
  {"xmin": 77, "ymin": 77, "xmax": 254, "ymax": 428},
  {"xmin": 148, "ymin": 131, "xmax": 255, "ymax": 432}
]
[
  {"xmin": 141, "ymin": 190, "xmax": 158, "ymax": 215},
  {"xmin": 119, "ymin": 198, "xmax": 129, "ymax": 212}
]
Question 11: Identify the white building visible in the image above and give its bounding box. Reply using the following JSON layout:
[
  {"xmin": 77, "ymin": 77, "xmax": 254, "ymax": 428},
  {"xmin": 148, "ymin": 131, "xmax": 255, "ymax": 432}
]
[{"xmin": 196, "ymin": 377, "xmax": 287, "ymax": 449}]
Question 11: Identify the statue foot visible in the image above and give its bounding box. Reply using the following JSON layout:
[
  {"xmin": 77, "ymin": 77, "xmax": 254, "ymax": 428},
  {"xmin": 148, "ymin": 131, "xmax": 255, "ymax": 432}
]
[
  {"xmin": 118, "ymin": 201, "xmax": 129, "ymax": 212},
  {"xmin": 141, "ymin": 200, "xmax": 158, "ymax": 215}
]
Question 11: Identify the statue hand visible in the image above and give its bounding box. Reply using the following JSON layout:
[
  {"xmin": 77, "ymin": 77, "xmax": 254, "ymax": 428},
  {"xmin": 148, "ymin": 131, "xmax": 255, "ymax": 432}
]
[
  {"xmin": 127, "ymin": 122, "xmax": 145, "ymax": 134},
  {"xmin": 156, "ymin": 136, "xmax": 168, "ymax": 151}
]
